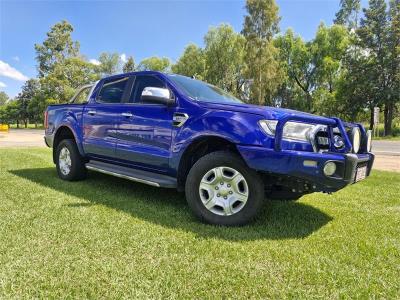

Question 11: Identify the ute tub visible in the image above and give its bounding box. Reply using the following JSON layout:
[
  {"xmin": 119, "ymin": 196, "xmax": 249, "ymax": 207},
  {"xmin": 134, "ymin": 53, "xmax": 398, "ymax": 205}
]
[{"xmin": 237, "ymin": 146, "xmax": 374, "ymax": 192}]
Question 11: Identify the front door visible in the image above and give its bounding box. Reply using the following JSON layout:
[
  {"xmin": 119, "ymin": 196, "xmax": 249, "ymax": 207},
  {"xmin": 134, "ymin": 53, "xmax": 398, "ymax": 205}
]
[
  {"xmin": 83, "ymin": 76, "xmax": 130, "ymax": 159},
  {"xmin": 115, "ymin": 75, "xmax": 173, "ymax": 172}
]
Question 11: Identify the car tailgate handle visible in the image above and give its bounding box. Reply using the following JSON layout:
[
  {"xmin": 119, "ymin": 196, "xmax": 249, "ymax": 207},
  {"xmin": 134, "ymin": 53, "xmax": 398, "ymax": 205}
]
[
  {"xmin": 121, "ymin": 112, "xmax": 133, "ymax": 118},
  {"xmin": 87, "ymin": 110, "xmax": 96, "ymax": 115}
]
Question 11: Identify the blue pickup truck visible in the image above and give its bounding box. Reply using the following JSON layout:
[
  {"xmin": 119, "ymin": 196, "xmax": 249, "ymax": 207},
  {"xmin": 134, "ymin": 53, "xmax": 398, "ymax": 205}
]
[{"xmin": 44, "ymin": 71, "xmax": 374, "ymax": 225}]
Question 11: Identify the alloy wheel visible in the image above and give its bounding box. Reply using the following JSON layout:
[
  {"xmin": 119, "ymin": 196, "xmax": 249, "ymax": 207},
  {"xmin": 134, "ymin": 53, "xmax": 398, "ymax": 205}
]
[
  {"xmin": 199, "ymin": 166, "xmax": 249, "ymax": 216},
  {"xmin": 59, "ymin": 147, "xmax": 72, "ymax": 175}
]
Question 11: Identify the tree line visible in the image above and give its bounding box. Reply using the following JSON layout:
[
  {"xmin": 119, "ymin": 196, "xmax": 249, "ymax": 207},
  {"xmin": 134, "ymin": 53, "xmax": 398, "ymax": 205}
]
[{"xmin": 0, "ymin": 0, "xmax": 399, "ymax": 135}]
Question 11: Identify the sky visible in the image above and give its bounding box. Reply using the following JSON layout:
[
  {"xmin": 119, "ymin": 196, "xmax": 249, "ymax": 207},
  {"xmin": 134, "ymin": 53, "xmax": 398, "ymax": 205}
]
[{"xmin": 0, "ymin": 0, "xmax": 367, "ymax": 98}]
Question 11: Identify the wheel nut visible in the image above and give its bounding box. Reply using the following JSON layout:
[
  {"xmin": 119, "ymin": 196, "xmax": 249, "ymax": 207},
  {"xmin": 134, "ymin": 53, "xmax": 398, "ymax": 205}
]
[
  {"xmin": 224, "ymin": 196, "xmax": 227, "ymax": 199},
  {"xmin": 227, "ymin": 184, "xmax": 231, "ymax": 187},
  {"xmin": 215, "ymin": 186, "xmax": 219, "ymax": 190},
  {"xmin": 217, "ymin": 194, "xmax": 220, "ymax": 197},
  {"xmin": 229, "ymin": 191, "xmax": 233, "ymax": 194},
  {"xmin": 220, "ymin": 182, "xmax": 224, "ymax": 185}
]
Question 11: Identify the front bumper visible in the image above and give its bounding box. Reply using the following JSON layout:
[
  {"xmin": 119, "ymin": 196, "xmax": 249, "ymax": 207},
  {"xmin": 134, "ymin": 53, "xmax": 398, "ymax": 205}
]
[{"xmin": 237, "ymin": 145, "xmax": 374, "ymax": 192}]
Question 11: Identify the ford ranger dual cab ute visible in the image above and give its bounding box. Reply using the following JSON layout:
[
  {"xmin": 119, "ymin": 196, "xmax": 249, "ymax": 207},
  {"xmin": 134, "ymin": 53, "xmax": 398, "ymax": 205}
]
[{"xmin": 44, "ymin": 71, "xmax": 374, "ymax": 226}]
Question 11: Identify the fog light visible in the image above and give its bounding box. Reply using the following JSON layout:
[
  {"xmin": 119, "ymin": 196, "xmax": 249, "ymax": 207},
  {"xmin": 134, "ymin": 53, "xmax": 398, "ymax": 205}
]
[{"xmin": 323, "ymin": 162, "xmax": 336, "ymax": 176}]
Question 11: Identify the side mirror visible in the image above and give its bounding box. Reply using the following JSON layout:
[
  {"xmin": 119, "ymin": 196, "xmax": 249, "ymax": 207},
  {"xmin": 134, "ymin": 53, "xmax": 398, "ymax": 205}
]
[{"xmin": 141, "ymin": 87, "xmax": 175, "ymax": 106}]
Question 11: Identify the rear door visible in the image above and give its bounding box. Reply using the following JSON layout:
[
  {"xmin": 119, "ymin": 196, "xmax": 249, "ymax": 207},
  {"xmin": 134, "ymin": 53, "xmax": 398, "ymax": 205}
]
[
  {"xmin": 82, "ymin": 76, "xmax": 130, "ymax": 159},
  {"xmin": 115, "ymin": 74, "xmax": 174, "ymax": 172}
]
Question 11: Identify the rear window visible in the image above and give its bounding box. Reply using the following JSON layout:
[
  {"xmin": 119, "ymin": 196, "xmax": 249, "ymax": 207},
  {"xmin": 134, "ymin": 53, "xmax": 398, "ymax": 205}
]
[
  {"xmin": 97, "ymin": 77, "xmax": 129, "ymax": 103},
  {"xmin": 72, "ymin": 86, "xmax": 92, "ymax": 104}
]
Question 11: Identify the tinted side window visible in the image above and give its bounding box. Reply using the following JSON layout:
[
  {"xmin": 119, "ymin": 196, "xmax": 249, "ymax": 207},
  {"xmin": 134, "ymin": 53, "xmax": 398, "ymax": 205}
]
[
  {"xmin": 130, "ymin": 75, "xmax": 165, "ymax": 103},
  {"xmin": 97, "ymin": 77, "xmax": 129, "ymax": 103}
]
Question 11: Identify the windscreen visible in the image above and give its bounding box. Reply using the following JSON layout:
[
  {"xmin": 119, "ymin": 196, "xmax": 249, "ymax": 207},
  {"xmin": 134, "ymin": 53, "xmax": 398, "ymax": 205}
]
[{"xmin": 167, "ymin": 74, "xmax": 243, "ymax": 104}]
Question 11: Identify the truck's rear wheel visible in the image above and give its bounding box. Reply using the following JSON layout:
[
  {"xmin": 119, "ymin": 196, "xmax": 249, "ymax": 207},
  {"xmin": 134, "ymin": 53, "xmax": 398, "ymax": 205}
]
[
  {"xmin": 185, "ymin": 151, "xmax": 264, "ymax": 226},
  {"xmin": 55, "ymin": 139, "xmax": 87, "ymax": 181}
]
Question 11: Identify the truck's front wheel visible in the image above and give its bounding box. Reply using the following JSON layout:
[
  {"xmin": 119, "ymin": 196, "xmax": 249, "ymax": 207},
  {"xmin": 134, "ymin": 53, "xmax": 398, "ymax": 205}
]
[
  {"xmin": 185, "ymin": 151, "xmax": 264, "ymax": 226},
  {"xmin": 55, "ymin": 139, "xmax": 87, "ymax": 181}
]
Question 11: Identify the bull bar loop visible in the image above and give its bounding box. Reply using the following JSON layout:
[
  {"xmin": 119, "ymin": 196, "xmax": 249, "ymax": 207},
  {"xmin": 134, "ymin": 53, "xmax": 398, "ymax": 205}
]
[{"xmin": 274, "ymin": 114, "xmax": 353, "ymax": 153}]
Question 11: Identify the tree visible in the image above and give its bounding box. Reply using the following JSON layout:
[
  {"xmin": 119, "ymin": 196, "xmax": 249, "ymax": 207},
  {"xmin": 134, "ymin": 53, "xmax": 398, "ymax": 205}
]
[
  {"xmin": 15, "ymin": 79, "xmax": 41, "ymax": 128},
  {"xmin": 386, "ymin": 0, "xmax": 400, "ymax": 135},
  {"xmin": 3, "ymin": 101, "xmax": 20, "ymax": 127},
  {"xmin": 28, "ymin": 97, "xmax": 56, "ymax": 126},
  {"xmin": 275, "ymin": 29, "xmax": 314, "ymax": 111},
  {"xmin": 0, "ymin": 91, "xmax": 9, "ymax": 106},
  {"xmin": 98, "ymin": 52, "xmax": 121, "ymax": 76},
  {"xmin": 242, "ymin": 0, "xmax": 283, "ymax": 105},
  {"xmin": 0, "ymin": 106, "xmax": 6, "ymax": 123},
  {"xmin": 33, "ymin": 20, "xmax": 101, "ymax": 126},
  {"xmin": 357, "ymin": 0, "xmax": 391, "ymax": 133},
  {"xmin": 313, "ymin": 24, "xmax": 350, "ymax": 94},
  {"xmin": 39, "ymin": 57, "xmax": 100, "ymax": 104},
  {"xmin": 137, "ymin": 57, "xmax": 170, "ymax": 72},
  {"xmin": 172, "ymin": 44, "xmax": 206, "ymax": 79},
  {"xmin": 123, "ymin": 56, "xmax": 135, "ymax": 73},
  {"xmin": 203, "ymin": 24, "xmax": 246, "ymax": 97},
  {"xmin": 335, "ymin": 55, "xmax": 377, "ymax": 123},
  {"xmin": 334, "ymin": 0, "xmax": 361, "ymax": 29},
  {"xmin": 35, "ymin": 20, "xmax": 80, "ymax": 77},
  {"xmin": 275, "ymin": 24, "xmax": 349, "ymax": 114}
]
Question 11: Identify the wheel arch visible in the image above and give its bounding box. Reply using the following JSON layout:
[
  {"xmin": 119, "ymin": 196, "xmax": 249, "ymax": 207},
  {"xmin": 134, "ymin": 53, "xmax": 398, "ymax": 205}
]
[
  {"xmin": 176, "ymin": 135, "xmax": 243, "ymax": 191},
  {"xmin": 52, "ymin": 125, "xmax": 84, "ymax": 163}
]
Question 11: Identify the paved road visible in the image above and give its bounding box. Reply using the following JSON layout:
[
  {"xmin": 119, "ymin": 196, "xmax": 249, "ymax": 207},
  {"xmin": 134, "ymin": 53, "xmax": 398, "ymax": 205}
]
[
  {"xmin": 0, "ymin": 129, "xmax": 45, "ymax": 147},
  {"xmin": 1, "ymin": 129, "xmax": 399, "ymax": 172},
  {"xmin": 371, "ymin": 140, "xmax": 400, "ymax": 172},
  {"xmin": 372, "ymin": 140, "xmax": 400, "ymax": 156}
]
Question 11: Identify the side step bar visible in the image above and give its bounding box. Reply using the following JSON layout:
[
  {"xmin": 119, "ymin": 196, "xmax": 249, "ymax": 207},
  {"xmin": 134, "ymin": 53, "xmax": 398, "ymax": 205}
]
[{"xmin": 85, "ymin": 160, "xmax": 177, "ymax": 188}]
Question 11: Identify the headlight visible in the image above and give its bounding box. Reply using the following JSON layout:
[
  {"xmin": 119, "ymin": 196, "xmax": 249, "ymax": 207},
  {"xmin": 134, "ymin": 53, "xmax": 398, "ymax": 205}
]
[
  {"xmin": 258, "ymin": 120, "xmax": 316, "ymax": 142},
  {"xmin": 333, "ymin": 135, "xmax": 345, "ymax": 149}
]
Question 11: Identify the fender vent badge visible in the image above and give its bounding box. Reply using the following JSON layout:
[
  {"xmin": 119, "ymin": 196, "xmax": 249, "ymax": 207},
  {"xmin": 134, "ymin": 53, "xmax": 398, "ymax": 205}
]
[{"xmin": 173, "ymin": 113, "xmax": 189, "ymax": 127}]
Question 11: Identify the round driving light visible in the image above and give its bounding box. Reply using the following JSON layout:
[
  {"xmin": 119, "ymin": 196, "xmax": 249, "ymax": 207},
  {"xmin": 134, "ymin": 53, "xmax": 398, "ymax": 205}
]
[
  {"xmin": 366, "ymin": 130, "xmax": 372, "ymax": 152},
  {"xmin": 323, "ymin": 162, "xmax": 337, "ymax": 176},
  {"xmin": 333, "ymin": 135, "xmax": 345, "ymax": 149},
  {"xmin": 351, "ymin": 127, "xmax": 361, "ymax": 153}
]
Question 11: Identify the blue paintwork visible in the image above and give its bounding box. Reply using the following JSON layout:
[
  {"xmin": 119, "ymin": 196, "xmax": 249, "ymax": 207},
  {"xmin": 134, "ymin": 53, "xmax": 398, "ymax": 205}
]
[
  {"xmin": 115, "ymin": 102, "xmax": 173, "ymax": 172},
  {"xmin": 82, "ymin": 103, "xmax": 121, "ymax": 159},
  {"xmin": 45, "ymin": 71, "xmax": 374, "ymax": 192}
]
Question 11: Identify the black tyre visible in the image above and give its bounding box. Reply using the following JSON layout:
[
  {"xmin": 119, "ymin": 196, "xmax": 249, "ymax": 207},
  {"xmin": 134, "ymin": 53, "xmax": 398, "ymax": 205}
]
[
  {"xmin": 185, "ymin": 151, "xmax": 264, "ymax": 226},
  {"xmin": 55, "ymin": 139, "xmax": 87, "ymax": 181}
]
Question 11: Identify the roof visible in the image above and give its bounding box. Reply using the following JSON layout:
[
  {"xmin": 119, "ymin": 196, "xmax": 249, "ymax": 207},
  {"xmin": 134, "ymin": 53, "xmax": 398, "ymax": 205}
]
[{"xmin": 101, "ymin": 70, "xmax": 167, "ymax": 80}]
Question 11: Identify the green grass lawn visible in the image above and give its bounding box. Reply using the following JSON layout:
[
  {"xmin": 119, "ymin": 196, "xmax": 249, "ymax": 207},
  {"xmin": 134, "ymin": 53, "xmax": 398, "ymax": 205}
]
[{"xmin": 0, "ymin": 148, "xmax": 399, "ymax": 298}]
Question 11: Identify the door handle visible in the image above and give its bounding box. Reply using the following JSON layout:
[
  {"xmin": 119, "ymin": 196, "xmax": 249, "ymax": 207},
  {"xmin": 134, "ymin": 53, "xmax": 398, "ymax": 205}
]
[
  {"xmin": 121, "ymin": 112, "xmax": 133, "ymax": 118},
  {"xmin": 88, "ymin": 110, "xmax": 96, "ymax": 115}
]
